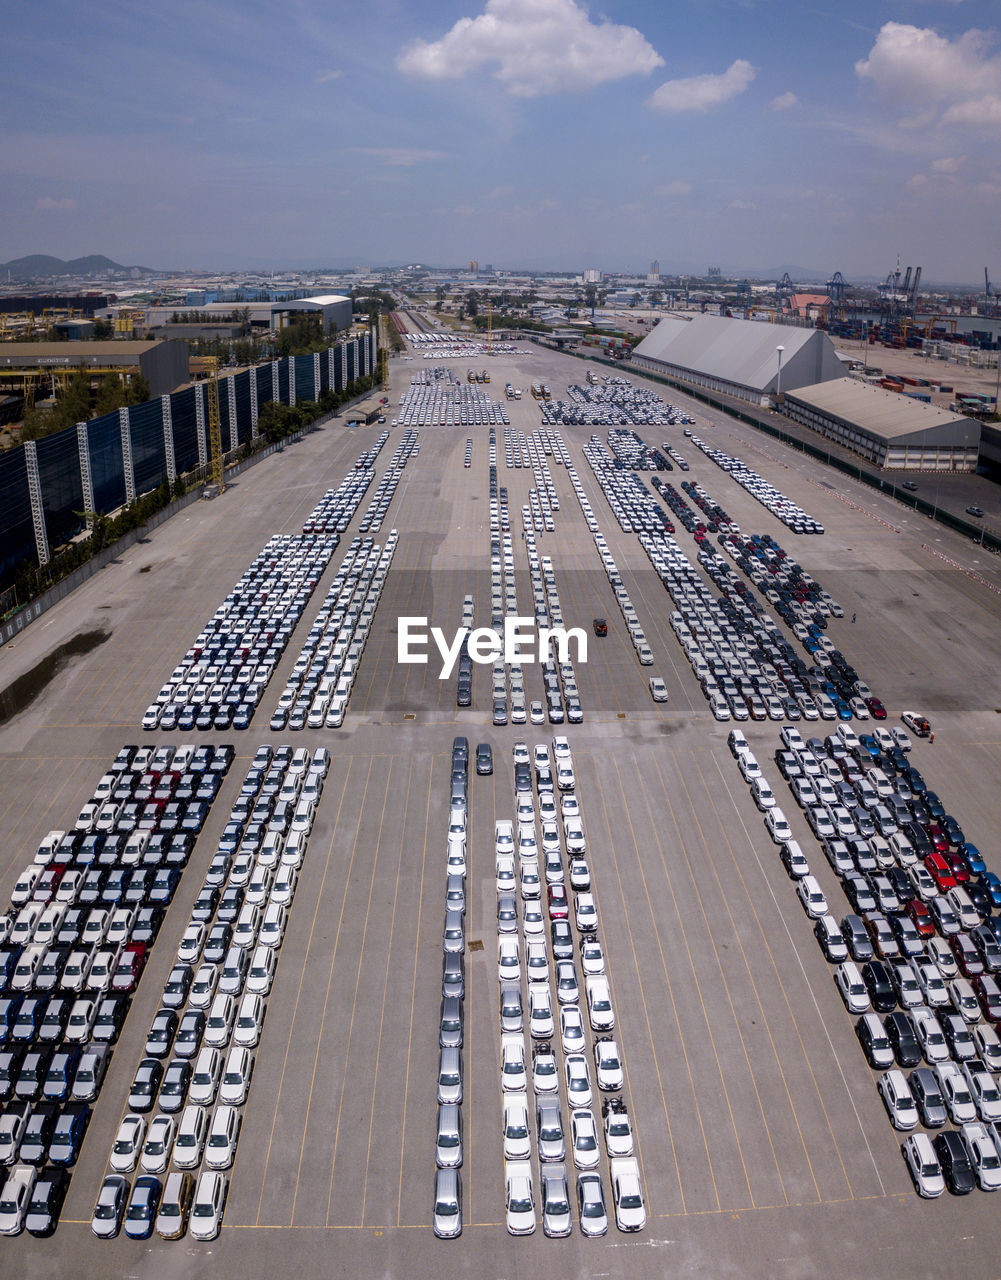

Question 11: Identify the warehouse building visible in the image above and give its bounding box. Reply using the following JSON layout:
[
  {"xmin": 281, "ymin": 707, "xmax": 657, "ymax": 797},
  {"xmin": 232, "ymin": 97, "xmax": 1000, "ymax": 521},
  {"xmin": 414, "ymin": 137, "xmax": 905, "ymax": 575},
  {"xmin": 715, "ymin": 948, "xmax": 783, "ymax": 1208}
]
[
  {"xmin": 135, "ymin": 294, "xmax": 352, "ymax": 337},
  {"xmin": 782, "ymin": 377, "xmax": 980, "ymax": 472},
  {"xmin": 0, "ymin": 339, "xmax": 189, "ymax": 399},
  {"xmin": 630, "ymin": 313, "xmax": 843, "ymax": 405}
]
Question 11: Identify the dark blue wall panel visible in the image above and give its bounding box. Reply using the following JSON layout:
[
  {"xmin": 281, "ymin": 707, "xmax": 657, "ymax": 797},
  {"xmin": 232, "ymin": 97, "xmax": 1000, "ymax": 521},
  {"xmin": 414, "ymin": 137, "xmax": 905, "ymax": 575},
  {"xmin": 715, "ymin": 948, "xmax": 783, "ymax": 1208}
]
[
  {"xmin": 87, "ymin": 413, "xmax": 126, "ymax": 515},
  {"xmin": 37, "ymin": 429, "xmax": 84, "ymax": 550},
  {"xmin": 128, "ymin": 399, "xmax": 167, "ymax": 495}
]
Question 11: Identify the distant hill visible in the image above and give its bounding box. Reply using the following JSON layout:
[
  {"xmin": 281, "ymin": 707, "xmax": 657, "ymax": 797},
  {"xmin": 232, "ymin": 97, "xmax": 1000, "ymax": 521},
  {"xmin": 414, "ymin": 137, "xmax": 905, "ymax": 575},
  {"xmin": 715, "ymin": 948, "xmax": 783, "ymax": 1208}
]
[{"xmin": 0, "ymin": 254, "xmax": 156, "ymax": 280}]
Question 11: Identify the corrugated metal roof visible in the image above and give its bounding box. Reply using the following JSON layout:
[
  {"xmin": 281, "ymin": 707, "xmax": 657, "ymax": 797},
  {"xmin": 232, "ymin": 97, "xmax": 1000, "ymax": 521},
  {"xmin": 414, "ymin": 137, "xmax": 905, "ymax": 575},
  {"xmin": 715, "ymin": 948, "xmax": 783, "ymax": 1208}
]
[
  {"xmin": 786, "ymin": 377, "xmax": 979, "ymax": 445},
  {"xmin": 632, "ymin": 313, "xmax": 833, "ymax": 392}
]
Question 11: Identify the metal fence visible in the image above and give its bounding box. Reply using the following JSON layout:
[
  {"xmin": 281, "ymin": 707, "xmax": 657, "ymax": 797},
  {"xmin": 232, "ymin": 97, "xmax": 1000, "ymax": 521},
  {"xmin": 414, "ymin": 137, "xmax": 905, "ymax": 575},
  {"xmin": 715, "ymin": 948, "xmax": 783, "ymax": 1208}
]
[{"xmin": 1, "ymin": 330, "xmax": 377, "ymax": 581}]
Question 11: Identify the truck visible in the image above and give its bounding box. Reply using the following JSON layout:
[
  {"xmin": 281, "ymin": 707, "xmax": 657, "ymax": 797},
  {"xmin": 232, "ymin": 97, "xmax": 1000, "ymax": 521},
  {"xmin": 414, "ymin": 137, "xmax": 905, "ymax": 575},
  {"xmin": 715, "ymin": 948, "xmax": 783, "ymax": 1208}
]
[{"xmin": 610, "ymin": 1158, "xmax": 646, "ymax": 1232}]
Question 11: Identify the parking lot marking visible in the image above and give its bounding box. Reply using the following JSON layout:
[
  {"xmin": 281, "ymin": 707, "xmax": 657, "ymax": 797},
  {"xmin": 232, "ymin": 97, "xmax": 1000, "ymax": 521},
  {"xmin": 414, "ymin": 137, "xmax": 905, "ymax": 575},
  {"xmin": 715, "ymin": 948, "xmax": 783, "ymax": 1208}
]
[
  {"xmin": 395, "ymin": 752, "xmax": 435, "ymax": 1227},
  {"xmin": 322, "ymin": 759, "xmax": 392, "ymax": 1226},
  {"xmin": 253, "ymin": 757, "xmax": 357, "ymax": 1226},
  {"xmin": 583, "ymin": 753, "xmax": 695, "ymax": 1214},
  {"xmin": 356, "ymin": 754, "xmax": 412, "ymax": 1227},
  {"xmin": 690, "ymin": 753, "xmax": 822, "ymax": 1206},
  {"xmin": 694, "ymin": 752, "xmax": 880, "ymax": 1201}
]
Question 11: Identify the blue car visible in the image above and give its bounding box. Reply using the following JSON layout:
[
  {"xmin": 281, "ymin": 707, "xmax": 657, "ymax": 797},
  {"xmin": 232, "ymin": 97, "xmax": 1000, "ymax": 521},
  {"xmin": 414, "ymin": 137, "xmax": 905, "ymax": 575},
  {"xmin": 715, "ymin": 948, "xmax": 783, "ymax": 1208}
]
[
  {"xmin": 858, "ymin": 734, "xmax": 880, "ymax": 759},
  {"xmin": 124, "ymin": 1175, "xmax": 162, "ymax": 1239},
  {"xmin": 836, "ymin": 702, "xmax": 854, "ymax": 721},
  {"xmin": 49, "ymin": 1103, "xmax": 90, "ymax": 1165},
  {"xmin": 981, "ymin": 871, "xmax": 1001, "ymax": 907}
]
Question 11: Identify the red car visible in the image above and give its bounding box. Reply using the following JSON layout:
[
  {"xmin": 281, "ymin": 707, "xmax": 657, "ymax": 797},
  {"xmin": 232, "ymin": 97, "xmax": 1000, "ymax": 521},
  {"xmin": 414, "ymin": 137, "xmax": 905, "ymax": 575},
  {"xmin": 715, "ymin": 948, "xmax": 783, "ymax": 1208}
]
[
  {"xmin": 904, "ymin": 898, "xmax": 935, "ymax": 938},
  {"xmin": 925, "ymin": 853, "xmax": 956, "ymax": 893},
  {"xmin": 111, "ymin": 942, "xmax": 148, "ymax": 993},
  {"xmin": 547, "ymin": 884, "xmax": 569, "ymax": 921},
  {"xmin": 951, "ymin": 933, "xmax": 985, "ymax": 979},
  {"xmin": 945, "ymin": 850, "xmax": 970, "ymax": 884},
  {"xmin": 866, "ymin": 698, "xmax": 887, "ymax": 720},
  {"xmin": 974, "ymin": 974, "xmax": 1001, "ymax": 1024},
  {"xmin": 925, "ymin": 823, "xmax": 949, "ymax": 854}
]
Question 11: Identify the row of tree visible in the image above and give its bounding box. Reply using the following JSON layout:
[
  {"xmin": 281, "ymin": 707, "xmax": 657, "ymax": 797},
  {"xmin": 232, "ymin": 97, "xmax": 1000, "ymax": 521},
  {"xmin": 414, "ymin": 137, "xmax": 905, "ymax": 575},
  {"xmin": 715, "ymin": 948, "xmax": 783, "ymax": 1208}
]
[
  {"xmin": 8, "ymin": 367, "xmax": 380, "ymax": 605},
  {"xmin": 20, "ymin": 369, "xmax": 152, "ymax": 441}
]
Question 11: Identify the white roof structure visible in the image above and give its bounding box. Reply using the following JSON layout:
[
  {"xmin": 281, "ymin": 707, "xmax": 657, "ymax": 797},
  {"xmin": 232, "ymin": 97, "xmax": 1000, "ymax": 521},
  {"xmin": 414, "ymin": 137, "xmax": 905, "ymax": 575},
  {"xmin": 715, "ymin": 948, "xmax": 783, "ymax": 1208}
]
[
  {"xmin": 631, "ymin": 313, "xmax": 843, "ymax": 399},
  {"xmin": 785, "ymin": 378, "xmax": 978, "ymax": 447}
]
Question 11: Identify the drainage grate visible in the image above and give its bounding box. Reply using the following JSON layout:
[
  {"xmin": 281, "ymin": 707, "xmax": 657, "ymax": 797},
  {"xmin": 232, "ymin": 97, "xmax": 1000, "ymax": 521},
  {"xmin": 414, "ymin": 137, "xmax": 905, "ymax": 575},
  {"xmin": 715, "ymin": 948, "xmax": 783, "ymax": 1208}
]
[
  {"xmin": 404, "ymin": 712, "xmax": 415, "ymax": 720},
  {"xmin": 469, "ymin": 939, "xmax": 484, "ymax": 952}
]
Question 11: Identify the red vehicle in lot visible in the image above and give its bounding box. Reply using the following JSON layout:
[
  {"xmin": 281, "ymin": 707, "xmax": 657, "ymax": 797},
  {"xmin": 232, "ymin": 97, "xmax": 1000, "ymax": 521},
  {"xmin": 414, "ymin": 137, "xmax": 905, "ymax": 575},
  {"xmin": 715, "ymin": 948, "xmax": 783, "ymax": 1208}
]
[
  {"xmin": 951, "ymin": 933, "xmax": 985, "ymax": 979},
  {"xmin": 111, "ymin": 942, "xmax": 147, "ymax": 993},
  {"xmin": 905, "ymin": 899, "xmax": 935, "ymax": 938},
  {"xmin": 925, "ymin": 823, "xmax": 949, "ymax": 854},
  {"xmin": 974, "ymin": 974, "xmax": 1001, "ymax": 1024},
  {"xmin": 547, "ymin": 884, "xmax": 569, "ymax": 921},
  {"xmin": 866, "ymin": 698, "xmax": 887, "ymax": 720},
  {"xmin": 945, "ymin": 851, "xmax": 970, "ymax": 884},
  {"xmin": 925, "ymin": 853, "xmax": 957, "ymax": 893}
]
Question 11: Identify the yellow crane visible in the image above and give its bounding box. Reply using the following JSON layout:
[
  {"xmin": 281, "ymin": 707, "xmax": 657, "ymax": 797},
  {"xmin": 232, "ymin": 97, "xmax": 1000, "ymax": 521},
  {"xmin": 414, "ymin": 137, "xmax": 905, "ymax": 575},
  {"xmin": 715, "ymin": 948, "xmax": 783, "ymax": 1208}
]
[{"xmin": 202, "ymin": 356, "xmax": 225, "ymax": 493}]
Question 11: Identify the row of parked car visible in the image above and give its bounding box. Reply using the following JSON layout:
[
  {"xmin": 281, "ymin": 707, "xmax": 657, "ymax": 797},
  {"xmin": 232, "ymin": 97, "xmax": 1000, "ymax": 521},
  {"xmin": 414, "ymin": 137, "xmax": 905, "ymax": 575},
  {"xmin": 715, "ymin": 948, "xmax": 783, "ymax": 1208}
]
[
  {"xmin": 499, "ymin": 739, "xmax": 644, "ymax": 1237},
  {"xmin": 540, "ymin": 380, "xmax": 694, "ymax": 430},
  {"xmin": 0, "ymin": 742, "xmax": 231, "ymax": 1237},
  {"xmin": 582, "ymin": 439, "xmax": 676, "ymax": 539},
  {"xmin": 269, "ymin": 531, "xmax": 398, "ymax": 732},
  {"xmin": 733, "ymin": 724, "xmax": 1001, "ymax": 1196},
  {"xmin": 141, "ymin": 534, "xmax": 338, "ymax": 733},
  {"xmin": 693, "ymin": 437, "xmax": 824, "ymax": 535},
  {"xmin": 357, "ymin": 431, "xmax": 419, "ymax": 534},
  {"xmin": 90, "ymin": 743, "xmax": 329, "ymax": 1241},
  {"xmin": 395, "ymin": 378, "xmax": 510, "ymax": 427}
]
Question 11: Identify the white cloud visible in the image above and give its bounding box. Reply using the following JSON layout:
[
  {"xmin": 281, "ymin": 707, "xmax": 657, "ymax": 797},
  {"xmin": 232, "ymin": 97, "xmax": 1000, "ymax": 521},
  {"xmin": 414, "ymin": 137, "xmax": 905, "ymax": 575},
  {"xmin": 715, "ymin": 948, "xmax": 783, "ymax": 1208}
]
[
  {"xmin": 855, "ymin": 22, "xmax": 1001, "ymax": 134},
  {"xmin": 314, "ymin": 69, "xmax": 343, "ymax": 85},
  {"xmin": 655, "ymin": 180, "xmax": 691, "ymax": 197},
  {"xmin": 396, "ymin": 0, "xmax": 663, "ymax": 98},
  {"xmin": 906, "ymin": 173, "xmax": 927, "ymax": 189},
  {"xmin": 352, "ymin": 147, "xmax": 450, "ymax": 166},
  {"xmin": 770, "ymin": 91, "xmax": 798, "ymax": 112},
  {"xmin": 931, "ymin": 154, "xmax": 964, "ymax": 172},
  {"xmin": 648, "ymin": 59, "xmax": 756, "ymax": 113},
  {"xmin": 36, "ymin": 196, "xmax": 76, "ymax": 210}
]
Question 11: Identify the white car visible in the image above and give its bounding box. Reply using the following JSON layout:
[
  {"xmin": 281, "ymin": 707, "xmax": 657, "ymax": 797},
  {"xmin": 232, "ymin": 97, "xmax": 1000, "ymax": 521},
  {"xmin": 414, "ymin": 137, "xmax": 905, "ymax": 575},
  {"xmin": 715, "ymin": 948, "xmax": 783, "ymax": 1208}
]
[
  {"xmin": 570, "ymin": 1107, "xmax": 601, "ymax": 1169},
  {"xmin": 912, "ymin": 1008, "xmax": 949, "ymax": 1064},
  {"xmin": 834, "ymin": 962, "xmax": 870, "ymax": 1014},
  {"xmin": 878, "ymin": 1070, "xmax": 918, "ymax": 1130},
  {"xmin": 505, "ymin": 1159, "xmax": 535, "ymax": 1235},
  {"xmin": 610, "ymin": 1157, "xmax": 646, "ymax": 1232},
  {"xmin": 581, "ymin": 937, "xmax": 606, "ymax": 977},
  {"xmin": 189, "ymin": 1170, "xmax": 227, "ymax": 1241},
  {"xmin": 219, "ymin": 1046, "xmax": 253, "ymax": 1105},
  {"xmin": 751, "ymin": 778, "xmax": 776, "ymax": 811},
  {"xmin": 140, "ymin": 1114, "xmax": 176, "ymax": 1175},
  {"xmin": 593, "ymin": 1038, "xmax": 624, "ymax": 1091},
  {"xmin": 503, "ymin": 1097, "xmax": 531, "ymax": 1160},
  {"xmin": 962, "ymin": 1121, "xmax": 1001, "ymax": 1191},
  {"xmin": 586, "ymin": 976, "xmax": 614, "ymax": 1031},
  {"xmin": 603, "ymin": 1099, "xmax": 634, "ymax": 1157},
  {"xmin": 796, "ymin": 876, "xmax": 828, "ymax": 919},
  {"xmin": 765, "ymin": 808, "xmax": 792, "ymax": 844},
  {"xmin": 528, "ymin": 983, "xmax": 555, "ymax": 1040},
  {"xmin": 498, "ymin": 937, "xmax": 521, "ymax": 983},
  {"xmin": 109, "ymin": 1113, "xmax": 147, "ymax": 1173},
  {"xmin": 0, "ymin": 1164, "xmax": 35, "ymax": 1236},
  {"xmin": 574, "ymin": 893, "xmax": 597, "ymax": 933},
  {"xmin": 936, "ymin": 1061, "xmax": 977, "ymax": 1124},
  {"xmin": 501, "ymin": 1034, "xmax": 527, "ymax": 1092},
  {"xmin": 902, "ymin": 1132, "xmax": 945, "ymax": 1198},
  {"xmin": 565, "ymin": 1054, "xmax": 593, "ymax": 1108}
]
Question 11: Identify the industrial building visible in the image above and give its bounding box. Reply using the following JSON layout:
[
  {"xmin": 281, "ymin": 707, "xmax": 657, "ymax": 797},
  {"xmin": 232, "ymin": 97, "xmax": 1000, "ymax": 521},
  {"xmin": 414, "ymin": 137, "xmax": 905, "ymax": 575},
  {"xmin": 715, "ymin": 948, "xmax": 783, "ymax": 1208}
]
[
  {"xmin": 129, "ymin": 294, "xmax": 352, "ymax": 338},
  {"xmin": 0, "ymin": 339, "xmax": 189, "ymax": 401},
  {"xmin": 782, "ymin": 377, "xmax": 980, "ymax": 472},
  {"xmin": 630, "ymin": 313, "xmax": 843, "ymax": 405}
]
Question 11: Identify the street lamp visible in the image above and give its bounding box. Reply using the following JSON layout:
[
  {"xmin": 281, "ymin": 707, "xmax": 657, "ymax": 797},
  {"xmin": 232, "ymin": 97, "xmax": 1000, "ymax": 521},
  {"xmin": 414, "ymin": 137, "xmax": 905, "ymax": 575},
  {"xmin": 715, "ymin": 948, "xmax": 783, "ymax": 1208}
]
[{"xmin": 775, "ymin": 345, "xmax": 785, "ymax": 399}]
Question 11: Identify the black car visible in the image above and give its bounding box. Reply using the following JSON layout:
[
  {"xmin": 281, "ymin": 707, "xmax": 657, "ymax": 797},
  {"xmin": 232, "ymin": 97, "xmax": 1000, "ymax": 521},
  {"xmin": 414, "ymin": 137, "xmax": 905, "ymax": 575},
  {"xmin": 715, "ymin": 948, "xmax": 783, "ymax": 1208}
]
[
  {"xmin": 92, "ymin": 995, "xmax": 129, "ymax": 1044},
  {"xmin": 475, "ymin": 744, "xmax": 493, "ymax": 775},
  {"xmin": 884, "ymin": 1011, "xmax": 921, "ymax": 1067},
  {"xmin": 862, "ymin": 960, "xmax": 897, "ymax": 1013},
  {"xmin": 0, "ymin": 1046, "xmax": 27, "ymax": 1100},
  {"xmin": 20, "ymin": 1102, "xmax": 59, "ymax": 1164},
  {"xmin": 158, "ymin": 1058, "xmax": 192, "ymax": 1113},
  {"xmin": 25, "ymin": 1164, "xmax": 69, "ymax": 1236},
  {"xmin": 0, "ymin": 947, "xmax": 21, "ymax": 994},
  {"xmin": 203, "ymin": 923, "xmax": 232, "ymax": 966},
  {"xmin": 146, "ymin": 1008, "xmax": 179, "ymax": 1059},
  {"xmin": 128, "ymin": 1058, "xmax": 164, "ymax": 1112},
  {"xmin": 124, "ymin": 1174, "xmax": 162, "ymax": 1240},
  {"xmin": 934, "ymin": 1129, "xmax": 975, "ymax": 1195}
]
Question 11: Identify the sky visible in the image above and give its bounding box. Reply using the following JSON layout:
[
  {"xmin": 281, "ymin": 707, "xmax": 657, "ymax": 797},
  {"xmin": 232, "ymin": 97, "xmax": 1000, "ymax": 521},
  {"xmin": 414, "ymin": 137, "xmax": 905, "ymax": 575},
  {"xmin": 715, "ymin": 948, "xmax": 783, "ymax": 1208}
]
[{"xmin": 3, "ymin": 0, "xmax": 1001, "ymax": 283}]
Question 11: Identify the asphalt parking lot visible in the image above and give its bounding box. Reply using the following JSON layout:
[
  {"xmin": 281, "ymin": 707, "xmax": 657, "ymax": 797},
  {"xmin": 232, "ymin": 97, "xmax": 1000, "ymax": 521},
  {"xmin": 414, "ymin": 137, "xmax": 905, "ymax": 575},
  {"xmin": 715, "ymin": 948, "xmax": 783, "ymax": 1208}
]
[{"xmin": 1, "ymin": 339, "xmax": 1001, "ymax": 1277}]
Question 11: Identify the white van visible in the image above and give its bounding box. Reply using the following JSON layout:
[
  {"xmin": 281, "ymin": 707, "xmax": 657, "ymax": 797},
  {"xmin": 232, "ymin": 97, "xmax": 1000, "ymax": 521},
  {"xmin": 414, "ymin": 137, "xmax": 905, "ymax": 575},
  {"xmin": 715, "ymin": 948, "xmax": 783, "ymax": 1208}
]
[
  {"xmin": 245, "ymin": 945, "xmax": 276, "ymax": 996},
  {"xmin": 204, "ymin": 994, "xmax": 236, "ymax": 1048},
  {"xmin": 233, "ymin": 903, "xmax": 263, "ymax": 949},
  {"xmin": 204, "ymin": 1105, "xmax": 240, "ymax": 1170}
]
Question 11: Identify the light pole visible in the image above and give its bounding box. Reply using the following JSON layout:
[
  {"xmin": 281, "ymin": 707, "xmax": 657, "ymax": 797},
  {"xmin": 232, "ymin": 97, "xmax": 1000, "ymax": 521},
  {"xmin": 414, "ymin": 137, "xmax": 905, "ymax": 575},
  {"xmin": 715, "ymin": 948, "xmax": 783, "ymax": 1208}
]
[{"xmin": 775, "ymin": 345, "xmax": 785, "ymax": 401}]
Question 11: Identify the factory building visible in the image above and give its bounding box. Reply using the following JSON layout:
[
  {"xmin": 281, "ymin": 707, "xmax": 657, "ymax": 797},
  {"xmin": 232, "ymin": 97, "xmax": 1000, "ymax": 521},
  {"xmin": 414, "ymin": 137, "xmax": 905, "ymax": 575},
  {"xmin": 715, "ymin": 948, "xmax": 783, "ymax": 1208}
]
[
  {"xmin": 134, "ymin": 294, "xmax": 352, "ymax": 338},
  {"xmin": 0, "ymin": 340, "xmax": 189, "ymax": 399},
  {"xmin": 630, "ymin": 313, "xmax": 843, "ymax": 405},
  {"xmin": 782, "ymin": 378, "xmax": 980, "ymax": 472}
]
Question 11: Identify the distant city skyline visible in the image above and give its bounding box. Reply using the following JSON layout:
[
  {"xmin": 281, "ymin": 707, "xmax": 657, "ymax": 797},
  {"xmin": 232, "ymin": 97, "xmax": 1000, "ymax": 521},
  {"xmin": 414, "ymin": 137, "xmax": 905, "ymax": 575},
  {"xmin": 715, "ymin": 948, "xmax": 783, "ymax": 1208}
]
[{"xmin": 4, "ymin": 1, "xmax": 999, "ymax": 285}]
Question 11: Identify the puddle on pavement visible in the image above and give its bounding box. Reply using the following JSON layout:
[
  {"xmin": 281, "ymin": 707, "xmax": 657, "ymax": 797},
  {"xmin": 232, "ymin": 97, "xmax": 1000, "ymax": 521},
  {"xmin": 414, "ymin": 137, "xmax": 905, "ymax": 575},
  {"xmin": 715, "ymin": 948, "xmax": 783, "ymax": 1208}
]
[{"xmin": 0, "ymin": 628, "xmax": 110, "ymax": 725}]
